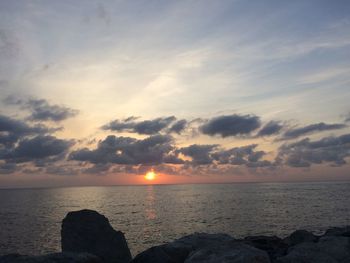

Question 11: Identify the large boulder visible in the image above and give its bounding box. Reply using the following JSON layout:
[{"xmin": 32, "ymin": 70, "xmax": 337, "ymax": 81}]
[
  {"xmin": 324, "ymin": 226, "xmax": 350, "ymax": 237},
  {"xmin": 0, "ymin": 252, "xmax": 101, "ymax": 263},
  {"xmin": 184, "ymin": 241, "xmax": 271, "ymax": 263},
  {"xmin": 276, "ymin": 236, "xmax": 350, "ymax": 263},
  {"xmin": 61, "ymin": 209, "xmax": 131, "ymax": 263},
  {"xmin": 243, "ymin": 235, "xmax": 287, "ymax": 260},
  {"xmin": 283, "ymin": 230, "xmax": 318, "ymax": 247},
  {"xmin": 131, "ymin": 233, "xmax": 235, "ymax": 263}
]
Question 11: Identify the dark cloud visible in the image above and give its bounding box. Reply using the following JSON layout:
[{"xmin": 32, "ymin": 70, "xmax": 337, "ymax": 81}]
[
  {"xmin": 0, "ymin": 114, "xmax": 53, "ymax": 146},
  {"xmin": 200, "ymin": 114, "xmax": 261, "ymax": 137},
  {"xmin": 0, "ymin": 162, "xmax": 17, "ymax": 174},
  {"xmin": 168, "ymin": 119, "xmax": 187, "ymax": 134},
  {"xmin": 177, "ymin": 144, "xmax": 218, "ymax": 165},
  {"xmin": 4, "ymin": 97, "xmax": 78, "ymax": 122},
  {"xmin": 102, "ymin": 116, "xmax": 176, "ymax": 135},
  {"xmin": 26, "ymin": 99, "xmax": 78, "ymax": 121},
  {"xmin": 281, "ymin": 122, "xmax": 346, "ymax": 140},
  {"xmin": 278, "ymin": 133, "xmax": 350, "ymax": 167},
  {"xmin": 257, "ymin": 121, "xmax": 283, "ymax": 136},
  {"xmin": 0, "ymin": 113, "xmax": 71, "ymax": 173},
  {"xmin": 70, "ymin": 134, "xmax": 181, "ymax": 165},
  {"xmin": 212, "ymin": 144, "xmax": 272, "ymax": 167},
  {"xmin": 2, "ymin": 135, "xmax": 74, "ymax": 163}
]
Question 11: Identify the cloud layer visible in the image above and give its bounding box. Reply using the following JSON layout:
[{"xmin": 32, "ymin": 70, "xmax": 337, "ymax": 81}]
[
  {"xmin": 0, "ymin": 107, "xmax": 350, "ymax": 177},
  {"xmin": 279, "ymin": 133, "xmax": 350, "ymax": 167}
]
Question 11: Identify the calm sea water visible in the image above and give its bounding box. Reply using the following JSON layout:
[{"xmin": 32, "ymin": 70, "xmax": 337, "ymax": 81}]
[{"xmin": 0, "ymin": 182, "xmax": 350, "ymax": 256}]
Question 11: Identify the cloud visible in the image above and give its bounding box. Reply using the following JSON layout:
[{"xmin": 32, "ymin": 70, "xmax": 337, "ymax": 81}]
[
  {"xmin": 0, "ymin": 114, "xmax": 53, "ymax": 146},
  {"xmin": 102, "ymin": 116, "xmax": 176, "ymax": 135},
  {"xmin": 345, "ymin": 113, "xmax": 350, "ymax": 122},
  {"xmin": 4, "ymin": 97, "xmax": 78, "ymax": 122},
  {"xmin": 177, "ymin": 144, "xmax": 218, "ymax": 165},
  {"xmin": 1, "ymin": 135, "xmax": 74, "ymax": 163},
  {"xmin": 70, "ymin": 134, "xmax": 182, "ymax": 165},
  {"xmin": 176, "ymin": 143, "xmax": 274, "ymax": 168},
  {"xmin": 278, "ymin": 133, "xmax": 350, "ymax": 167},
  {"xmin": 168, "ymin": 119, "xmax": 187, "ymax": 134},
  {"xmin": 83, "ymin": 163, "xmax": 111, "ymax": 175},
  {"xmin": 0, "ymin": 114, "xmax": 72, "ymax": 173},
  {"xmin": 281, "ymin": 122, "xmax": 347, "ymax": 140},
  {"xmin": 26, "ymin": 99, "xmax": 78, "ymax": 122},
  {"xmin": 212, "ymin": 144, "xmax": 272, "ymax": 167},
  {"xmin": 0, "ymin": 162, "xmax": 17, "ymax": 174},
  {"xmin": 257, "ymin": 121, "xmax": 283, "ymax": 136},
  {"xmin": 45, "ymin": 164, "xmax": 81, "ymax": 176},
  {"xmin": 200, "ymin": 114, "xmax": 261, "ymax": 137}
]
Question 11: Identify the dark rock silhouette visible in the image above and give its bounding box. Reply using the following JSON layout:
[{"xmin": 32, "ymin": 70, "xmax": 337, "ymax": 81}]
[
  {"xmin": 61, "ymin": 209, "xmax": 131, "ymax": 263},
  {"xmin": 283, "ymin": 230, "xmax": 318, "ymax": 247},
  {"xmin": 324, "ymin": 226, "xmax": 350, "ymax": 237},
  {"xmin": 276, "ymin": 236, "xmax": 350, "ymax": 263},
  {"xmin": 243, "ymin": 235, "xmax": 287, "ymax": 260},
  {"xmin": 184, "ymin": 241, "xmax": 270, "ymax": 263},
  {"xmin": 1, "ymin": 209, "xmax": 350, "ymax": 263},
  {"xmin": 131, "ymin": 233, "xmax": 235, "ymax": 263}
]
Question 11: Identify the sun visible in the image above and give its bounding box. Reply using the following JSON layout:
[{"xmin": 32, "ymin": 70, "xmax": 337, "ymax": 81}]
[{"xmin": 144, "ymin": 171, "xmax": 156, "ymax": 181}]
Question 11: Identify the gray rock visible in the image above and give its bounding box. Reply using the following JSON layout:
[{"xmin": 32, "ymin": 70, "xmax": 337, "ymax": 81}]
[
  {"xmin": 324, "ymin": 226, "xmax": 350, "ymax": 237},
  {"xmin": 276, "ymin": 236, "xmax": 350, "ymax": 263},
  {"xmin": 0, "ymin": 252, "xmax": 101, "ymax": 263},
  {"xmin": 131, "ymin": 233, "xmax": 235, "ymax": 263},
  {"xmin": 243, "ymin": 235, "xmax": 287, "ymax": 260},
  {"xmin": 317, "ymin": 236, "xmax": 350, "ymax": 262},
  {"xmin": 283, "ymin": 230, "xmax": 318, "ymax": 247},
  {"xmin": 184, "ymin": 241, "xmax": 271, "ymax": 263},
  {"xmin": 61, "ymin": 209, "xmax": 131, "ymax": 263}
]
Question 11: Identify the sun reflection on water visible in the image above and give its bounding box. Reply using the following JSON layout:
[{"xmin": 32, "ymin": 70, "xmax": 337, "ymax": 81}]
[{"xmin": 145, "ymin": 185, "xmax": 157, "ymax": 220}]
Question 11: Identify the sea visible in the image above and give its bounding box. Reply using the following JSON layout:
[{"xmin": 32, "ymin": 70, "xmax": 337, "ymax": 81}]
[{"xmin": 0, "ymin": 182, "xmax": 350, "ymax": 257}]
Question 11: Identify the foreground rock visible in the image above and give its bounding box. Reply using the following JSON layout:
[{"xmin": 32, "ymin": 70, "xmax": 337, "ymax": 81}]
[
  {"xmin": 324, "ymin": 226, "xmax": 350, "ymax": 237},
  {"xmin": 132, "ymin": 227, "xmax": 350, "ymax": 263},
  {"xmin": 283, "ymin": 230, "xmax": 318, "ymax": 247},
  {"xmin": 184, "ymin": 241, "xmax": 270, "ymax": 263},
  {"xmin": 61, "ymin": 209, "xmax": 131, "ymax": 263},
  {"xmin": 131, "ymin": 233, "xmax": 270, "ymax": 263},
  {"xmin": 0, "ymin": 252, "xmax": 101, "ymax": 263},
  {"xmin": 131, "ymin": 233, "xmax": 235, "ymax": 263},
  {"xmin": 276, "ymin": 235, "xmax": 350, "ymax": 263},
  {"xmin": 243, "ymin": 236, "xmax": 287, "ymax": 260}
]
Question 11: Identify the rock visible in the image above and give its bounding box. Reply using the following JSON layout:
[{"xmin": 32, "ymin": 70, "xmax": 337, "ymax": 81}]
[
  {"xmin": 131, "ymin": 233, "xmax": 235, "ymax": 263},
  {"xmin": 243, "ymin": 235, "xmax": 287, "ymax": 260},
  {"xmin": 276, "ymin": 236, "xmax": 350, "ymax": 263},
  {"xmin": 324, "ymin": 226, "xmax": 350, "ymax": 237},
  {"xmin": 0, "ymin": 252, "xmax": 101, "ymax": 263},
  {"xmin": 283, "ymin": 230, "xmax": 318, "ymax": 246},
  {"xmin": 316, "ymin": 236, "xmax": 350, "ymax": 262},
  {"xmin": 61, "ymin": 209, "xmax": 131, "ymax": 263},
  {"xmin": 184, "ymin": 241, "xmax": 271, "ymax": 263}
]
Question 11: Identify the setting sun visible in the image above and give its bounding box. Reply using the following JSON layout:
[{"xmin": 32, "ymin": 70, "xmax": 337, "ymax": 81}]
[{"xmin": 144, "ymin": 171, "xmax": 156, "ymax": 181}]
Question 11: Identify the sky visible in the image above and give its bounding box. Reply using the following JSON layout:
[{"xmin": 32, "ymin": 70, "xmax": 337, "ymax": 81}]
[{"xmin": 1, "ymin": 0, "xmax": 350, "ymax": 187}]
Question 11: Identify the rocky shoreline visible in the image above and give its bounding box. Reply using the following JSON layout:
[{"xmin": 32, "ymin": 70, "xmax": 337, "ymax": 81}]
[{"xmin": 1, "ymin": 209, "xmax": 349, "ymax": 263}]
